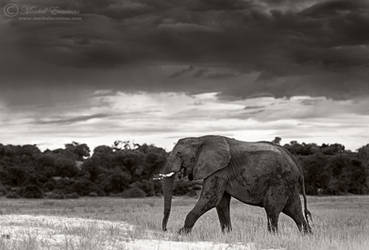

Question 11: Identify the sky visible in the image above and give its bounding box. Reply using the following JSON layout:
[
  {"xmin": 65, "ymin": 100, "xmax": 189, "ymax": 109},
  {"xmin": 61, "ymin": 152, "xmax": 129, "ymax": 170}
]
[{"xmin": 1, "ymin": 0, "xmax": 369, "ymax": 151}]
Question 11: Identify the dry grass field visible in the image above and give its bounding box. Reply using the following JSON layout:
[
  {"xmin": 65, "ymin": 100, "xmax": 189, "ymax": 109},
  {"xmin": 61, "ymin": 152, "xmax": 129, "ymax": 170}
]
[{"xmin": 0, "ymin": 195, "xmax": 368, "ymax": 250}]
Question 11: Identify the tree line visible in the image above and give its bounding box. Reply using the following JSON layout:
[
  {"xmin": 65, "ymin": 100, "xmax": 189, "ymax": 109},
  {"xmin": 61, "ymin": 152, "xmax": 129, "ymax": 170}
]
[
  {"xmin": 284, "ymin": 141, "xmax": 369, "ymax": 195},
  {"xmin": 0, "ymin": 139, "xmax": 368, "ymax": 199}
]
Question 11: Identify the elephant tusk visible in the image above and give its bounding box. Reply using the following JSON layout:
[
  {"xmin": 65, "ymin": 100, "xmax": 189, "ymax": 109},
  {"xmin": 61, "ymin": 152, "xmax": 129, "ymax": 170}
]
[
  {"xmin": 153, "ymin": 172, "xmax": 176, "ymax": 181},
  {"xmin": 160, "ymin": 172, "xmax": 175, "ymax": 178}
]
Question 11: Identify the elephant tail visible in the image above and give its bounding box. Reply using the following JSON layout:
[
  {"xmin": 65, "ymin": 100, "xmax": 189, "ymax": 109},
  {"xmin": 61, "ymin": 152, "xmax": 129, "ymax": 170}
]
[{"xmin": 300, "ymin": 176, "xmax": 313, "ymax": 226}]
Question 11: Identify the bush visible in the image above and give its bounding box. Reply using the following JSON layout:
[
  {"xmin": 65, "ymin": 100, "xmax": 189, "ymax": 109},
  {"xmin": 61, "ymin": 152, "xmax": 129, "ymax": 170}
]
[
  {"xmin": 130, "ymin": 180, "xmax": 155, "ymax": 196},
  {"xmin": 88, "ymin": 192, "xmax": 98, "ymax": 197},
  {"xmin": 65, "ymin": 192, "xmax": 80, "ymax": 199},
  {"xmin": 21, "ymin": 185, "xmax": 43, "ymax": 198},
  {"xmin": 121, "ymin": 187, "xmax": 146, "ymax": 198},
  {"xmin": 6, "ymin": 191, "xmax": 20, "ymax": 199},
  {"xmin": 42, "ymin": 180, "xmax": 56, "ymax": 192},
  {"xmin": 71, "ymin": 178, "xmax": 105, "ymax": 196},
  {"xmin": 173, "ymin": 179, "xmax": 194, "ymax": 196},
  {"xmin": 0, "ymin": 185, "xmax": 7, "ymax": 196},
  {"xmin": 108, "ymin": 192, "xmax": 123, "ymax": 197},
  {"xmin": 45, "ymin": 191, "xmax": 65, "ymax": 199}
]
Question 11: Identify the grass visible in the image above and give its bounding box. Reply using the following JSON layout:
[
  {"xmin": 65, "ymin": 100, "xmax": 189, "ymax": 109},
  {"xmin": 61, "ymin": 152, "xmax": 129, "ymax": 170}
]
[{"xmin": 0, "ymin": 195, "xmax": 368, "ymax": 250}]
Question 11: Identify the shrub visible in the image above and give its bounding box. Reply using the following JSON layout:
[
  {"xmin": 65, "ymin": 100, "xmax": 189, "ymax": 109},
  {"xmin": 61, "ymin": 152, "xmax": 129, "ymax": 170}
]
[
  {"xmin": 121, "ymin": 187, "xmax": 146, "ymax": 198},
  {"xmin": 0, "ymin": 185, "xmax": 7, "ymax": 196},
  {"xmin": 6, "ymin": 191, "xmax": 20, "ymax": 199},
  {"xmin": 130, "ymin": 180, "xmax": 155, "ymax": 196},
  {"xmin": 108, "ymin": 192, "xmax": 123, "ymax": 197},
  {"xmin": 21, "ymin": 185, "xmax": 43, "ymax": 198},
  {"xmin": 65, "ymin": 192, "xmax": 80, "ymax": 199},
  {"xmin": 42, "ymin": 180, "xmax": 56, "ymax": 192},
  {"xmin": 88, "ymin": 192, "xmax": 98, "ymax": 197},
  {"xmin": 173, "ymin": 179, "xmax": 193, "ymax": 196},
  {"xmin": 71, "ymin": 178, "xmax": 105, "ymax": 196},
  {"xmin": 45, "ymin": 191, "xmax": 65, "ymax": 199}
]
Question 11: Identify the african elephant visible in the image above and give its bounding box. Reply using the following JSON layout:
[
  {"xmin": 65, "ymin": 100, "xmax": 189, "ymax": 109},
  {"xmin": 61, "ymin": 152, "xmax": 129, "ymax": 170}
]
[{"xmin": 160, "ymin": 135, "xmax": 312, "ymax": 234}]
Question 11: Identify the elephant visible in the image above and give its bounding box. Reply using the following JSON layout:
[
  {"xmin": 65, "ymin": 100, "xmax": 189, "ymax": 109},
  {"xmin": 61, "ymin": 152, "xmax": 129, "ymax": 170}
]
[{"xmin": 160, "ymin": 135, "xmax": 312, "ymax": 234}]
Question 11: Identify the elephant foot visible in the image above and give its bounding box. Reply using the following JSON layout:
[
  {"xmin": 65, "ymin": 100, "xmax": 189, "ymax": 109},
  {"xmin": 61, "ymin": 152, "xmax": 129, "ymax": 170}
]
[
  {"xmin": 303, "ymin": 226, "xmax": 313, "ymax": 235},
  {"xmin": 178, "ymin": 227, "xmax": 191, "ymax": 235},
  {"xmin": 221, "ymin": 226, "xmax": 232, "ymax": 233}
]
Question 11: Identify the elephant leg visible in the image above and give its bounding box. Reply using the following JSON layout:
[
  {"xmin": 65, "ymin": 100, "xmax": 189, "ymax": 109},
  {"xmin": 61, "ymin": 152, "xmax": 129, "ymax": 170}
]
[
  {"xmin": 264, "ymin": 186, "xmax": 287, "ymax": 233},
  {"xmin": 216, "ymin": 192, "xmax": 232, "ymax": 233},
  {"xmin": 265, "ymin": 210, "xmax": 279, "ymax": 233},
  {"xmin": 179, "ymin": 175, "xmax": 226, "ymax": 234},
  {"xmin": 283, "ymin": 193, "xmax": 312, "ymax": 234}
]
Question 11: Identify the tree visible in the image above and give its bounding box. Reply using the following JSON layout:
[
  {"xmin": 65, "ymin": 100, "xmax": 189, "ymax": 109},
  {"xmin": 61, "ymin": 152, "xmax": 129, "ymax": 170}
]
[
  {"xmin": 1, "ymin": 139, "xmax": 366, "ymax": 198},
  {"xmin": 358, "ymin": 144, "xmax": 369, "ymax": 190},
  {"xmin": 321, "ymin": 143, "xmax": 345, "ymax": 155},
  {"xmin": 284, "ymin": 141, "xmax": 318, "ymax": 155},
  {"xmin": 299, "ymin": 154, "xmax": 329, "ymax": 194},
  {"xmin": 65, "ymin": 142, "xmax": 90, "ymax": 161}
]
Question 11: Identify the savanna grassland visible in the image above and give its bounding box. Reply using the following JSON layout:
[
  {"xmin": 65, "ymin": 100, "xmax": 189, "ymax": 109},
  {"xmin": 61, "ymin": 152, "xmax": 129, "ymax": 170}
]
[{"xmin": 0, "ymin": 195, "xmax": 368, "ymax": 250}]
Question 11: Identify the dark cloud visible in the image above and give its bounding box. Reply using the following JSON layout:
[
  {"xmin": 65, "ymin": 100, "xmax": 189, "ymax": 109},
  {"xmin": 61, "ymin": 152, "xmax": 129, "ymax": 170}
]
[
  {"xmin": 301, "ymin": 0, "xmax": 369, "ymax": 17},
  {"xmin": 1, "ymin": 0, "xmax": 369, "ymax": 101},
  {"xmin": 169, "ymin": 65, "xmax": 194, "ymax": 78}
]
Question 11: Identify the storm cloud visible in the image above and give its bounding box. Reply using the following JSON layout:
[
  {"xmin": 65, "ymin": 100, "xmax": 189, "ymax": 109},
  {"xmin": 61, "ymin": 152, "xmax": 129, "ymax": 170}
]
[
  {"xmin": 1, "ymin": 0, "xmax": 369, "ymax": 100},
  {"xmin": 1, "ymin": 0, "xmax": 369, "ymax": 150}
]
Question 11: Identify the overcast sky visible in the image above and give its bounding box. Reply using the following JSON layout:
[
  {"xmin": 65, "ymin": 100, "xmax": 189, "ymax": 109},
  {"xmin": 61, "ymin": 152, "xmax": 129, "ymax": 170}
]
[{"xmin": 1, "ymin": 0, "xmax": 369, "ymax": 151}]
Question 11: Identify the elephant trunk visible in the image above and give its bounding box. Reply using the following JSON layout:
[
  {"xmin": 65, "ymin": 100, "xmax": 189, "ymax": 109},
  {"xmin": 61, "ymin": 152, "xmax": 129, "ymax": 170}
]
[{"xmin": 162, "ymin": 174, "xmax": 175, "ymax": 231}]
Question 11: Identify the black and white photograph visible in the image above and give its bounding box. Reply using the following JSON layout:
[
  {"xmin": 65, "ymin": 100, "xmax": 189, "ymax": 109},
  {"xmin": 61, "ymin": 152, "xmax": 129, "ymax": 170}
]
[{"xmin": 0, "ymin": 0, "xmax": 369, "ymax": 249}]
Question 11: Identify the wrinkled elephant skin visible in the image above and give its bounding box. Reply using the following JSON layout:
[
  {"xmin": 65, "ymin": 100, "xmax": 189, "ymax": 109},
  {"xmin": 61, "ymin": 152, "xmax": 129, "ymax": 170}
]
[{"xmin": 161, "ymin": 135, "xmax": 312, "ymax": 234}]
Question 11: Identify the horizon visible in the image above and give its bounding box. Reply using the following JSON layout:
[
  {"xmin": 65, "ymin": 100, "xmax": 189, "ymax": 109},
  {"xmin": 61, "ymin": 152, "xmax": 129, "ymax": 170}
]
[
  {"xmin": 1, "ymin": 134, "xmax": 366, "ymax": 153},
  {"xmin": 1, "ymin": 0, "xmax": 369, "ymax": 152}
]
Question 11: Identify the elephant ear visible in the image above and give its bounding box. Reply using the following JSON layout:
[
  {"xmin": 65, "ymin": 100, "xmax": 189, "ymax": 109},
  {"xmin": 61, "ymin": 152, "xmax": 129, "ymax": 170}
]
[{"xmin": 193, "ymin": 136, "xmax": 231, "ymax": 180}]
